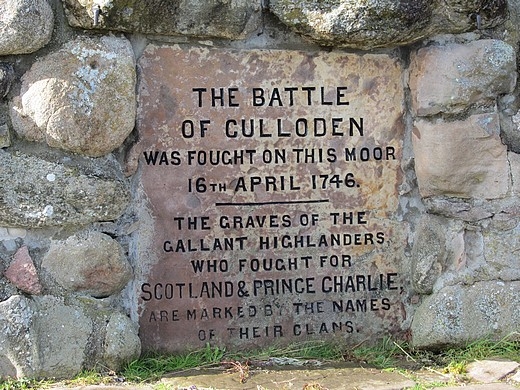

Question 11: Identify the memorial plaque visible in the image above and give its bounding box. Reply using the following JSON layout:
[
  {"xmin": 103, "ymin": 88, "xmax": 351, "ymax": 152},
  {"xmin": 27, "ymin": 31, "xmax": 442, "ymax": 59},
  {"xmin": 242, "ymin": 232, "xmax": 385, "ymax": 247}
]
[{"xmin": 136, "ymin": 45, "xmax": 408, "ymax": 352}]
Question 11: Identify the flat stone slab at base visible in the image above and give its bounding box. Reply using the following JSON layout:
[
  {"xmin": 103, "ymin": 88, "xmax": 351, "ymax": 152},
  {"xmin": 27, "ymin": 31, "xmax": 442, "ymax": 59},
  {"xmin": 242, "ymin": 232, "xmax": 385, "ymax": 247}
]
[
  {"xmin": 48, "ymin": 383, "xmax": 519, "ymax": 390},
  {"xmin": 161, "ymin": 365, "xmax": 416, "ymax": 390},
  {"xmin": 510, "ymin": 370, "xmax": 520, "ymax": 382},
  {"xmin": 435, "ymin": 385, "xmax": 518, "ymax": 390},
  {"xmin": 50, "ymin": 387, "xmax": 153, "ymax": 390},
  {"xmin": 47, "ymin": 363, "xmax": 520, "ymax": 390},
  {"xmin": 466, "ymin": 359, "xmax": 520, "ymax": 383}
]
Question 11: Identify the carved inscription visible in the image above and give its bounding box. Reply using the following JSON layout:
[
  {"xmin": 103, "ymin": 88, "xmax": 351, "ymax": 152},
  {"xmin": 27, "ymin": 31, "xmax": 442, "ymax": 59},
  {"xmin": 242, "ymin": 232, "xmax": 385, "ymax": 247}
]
[{"xmin": 136, "ymin": 46, "xmax": 407, "ymax": 352}]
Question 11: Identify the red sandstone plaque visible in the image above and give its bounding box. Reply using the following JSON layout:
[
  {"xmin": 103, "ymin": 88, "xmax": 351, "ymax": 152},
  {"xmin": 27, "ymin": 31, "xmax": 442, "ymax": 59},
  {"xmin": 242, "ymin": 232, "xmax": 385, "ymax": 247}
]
[{"xmin": 135, "ymin": 45, "xmax": 407, "ymax": 352}]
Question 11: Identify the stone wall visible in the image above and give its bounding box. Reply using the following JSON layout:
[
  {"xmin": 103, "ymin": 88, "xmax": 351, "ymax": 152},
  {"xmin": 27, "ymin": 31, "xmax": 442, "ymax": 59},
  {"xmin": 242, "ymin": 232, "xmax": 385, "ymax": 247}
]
[{"xmin": 0, "ymin": 0, "xmax": 519, "ymax": 379}]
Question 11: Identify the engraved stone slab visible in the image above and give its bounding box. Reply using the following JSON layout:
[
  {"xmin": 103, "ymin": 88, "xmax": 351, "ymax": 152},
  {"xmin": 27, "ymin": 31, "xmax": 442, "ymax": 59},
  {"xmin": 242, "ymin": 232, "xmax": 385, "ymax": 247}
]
[{"xmin": 136, "ymin": 45, "xmax": 407, "ymax": 352}]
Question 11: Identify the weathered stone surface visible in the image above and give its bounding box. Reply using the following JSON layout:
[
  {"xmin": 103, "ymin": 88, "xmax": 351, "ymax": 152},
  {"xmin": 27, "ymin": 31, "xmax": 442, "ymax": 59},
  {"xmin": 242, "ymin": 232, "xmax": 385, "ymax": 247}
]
[
  {"xmin": 1, "ymin": 294, "xmax": 140, "ymax": 378},
  {"xmin": 0, "ymin": 295, "xmax": 36, "ymax": 378},
  {"xmin": 511, "ymin": 370, "xmax": 520, "ymax": 383},
  {"xmin": 410, "ymin": 40, "xmax": 516, "ymax": 116},
  {"xmin": 418, "ymin": 223, "xmax": 520, "ymax": 291},
  {"xmin": 428, "ymin": 231, "xmax": 486, "ymax": 290},
  {"xmin": 411, "ymin": 215, "xmax": 447, "ymax": 294},
  {"xmin": 103, "ymin": 312, "xmax": 141, "ymax": 370},
  {"xmin": 482, "ymin": 222, "xmax": 520, "ymax": 282},
  {"xmin": 0, "ymin": 63, "xmax": 14, "ymax": 98},
  {"xmin": 42, "ymin": 231, "xmax": 132, "ymax": 298},
  {"xmin": 0, "ymin": 124, "xmax": 10, "ymax": 148},
  {"xmin": 4, "ymin": 246, "xmax": 42, "ymax": 295},
  {"xmin": 0, "ymin": 356, "xmax": 16, "ymax": 378},
  {"xmin": 423, "ymin": 197, "xmax": 494, "ymax": 222},
  {"xmin": 411, "ymin": 281, "xmax": 520, "ymax": 348},
  {"xmin": 62, "ymin": 0, "xmax": 261, "ymax": 39},
  {"xmin": 0, "ymin": 0, "xmax": 54, "ymax": 55},
  {"xmin": 413, "ymin": 114, "xmax": 509, "ymax": 199},
  {"xmin": 31, "ymin": 295, "xmax": 92, "ymax": 378},
  {"xmin": 136, "ymin": 45, "xmax": 408, "ymax": 352},
  {"xmin": 504, "ymin": 0, "xmax": 520, "ymax": 47},
  {"xmin": 466, "ymin": 359, "xmax": 520, "ymax": 383},
  {"xmin": 440, "ymin": 385, "xmax": 517, "ymax": 390},
  {"xmin": 162, "ymin": 365, "xmax": 417, "ymax": 390},
  {"xmin": 10, "ymin": 36, "xmax": 136, "ymax": 157},
  {"xmin": 0, "ymin": 150, "xmax": 129, "ymax": 227},
  {"xmin": 511, "ymin": 152, "xmax": 520, "ymax": 196},
  {"xmin": 269, "ymin": 0, "xmax": 507, "ymax": 49},
  {"xmin": 0, "ymin": 227, "xmax": 26, "ymax": 240},
  {"xmin": 502, "ymin": 110, "xmax": 520, "ymax": 154}
]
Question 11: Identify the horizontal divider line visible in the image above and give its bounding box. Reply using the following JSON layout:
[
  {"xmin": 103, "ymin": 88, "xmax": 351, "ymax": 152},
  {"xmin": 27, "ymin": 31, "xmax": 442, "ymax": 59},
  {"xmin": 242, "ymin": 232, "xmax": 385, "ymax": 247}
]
[{"xmin": 215, "ymin": 199, "xmax": 330, "ymax": 207}]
